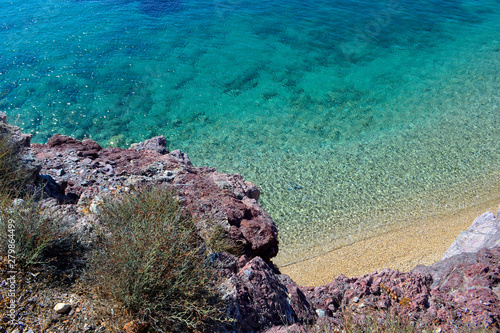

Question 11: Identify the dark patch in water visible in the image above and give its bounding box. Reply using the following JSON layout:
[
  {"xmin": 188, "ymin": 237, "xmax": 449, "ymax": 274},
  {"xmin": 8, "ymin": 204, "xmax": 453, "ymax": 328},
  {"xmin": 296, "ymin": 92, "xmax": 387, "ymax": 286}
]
[
  {"xmin": 222, "ymin": 68, "xmax": 261, "ymax": 96},
  {"xmin": 0, "ymin": 81, "xmax": 19, "ymax": 100},
  {"xmin": 286, "ymin": 182, "xmax": 303, "ymax": 191},
  {"xmin": 139, "ymin": 0, "xmax": 182, "ymax": 16}
]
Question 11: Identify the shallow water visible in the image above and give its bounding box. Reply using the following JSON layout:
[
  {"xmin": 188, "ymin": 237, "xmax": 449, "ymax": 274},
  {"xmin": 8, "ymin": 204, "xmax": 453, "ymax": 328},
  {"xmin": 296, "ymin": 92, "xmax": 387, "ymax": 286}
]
[{"xmin": 1, "ymin": 0, "xmax": 499, "ymax": 264}]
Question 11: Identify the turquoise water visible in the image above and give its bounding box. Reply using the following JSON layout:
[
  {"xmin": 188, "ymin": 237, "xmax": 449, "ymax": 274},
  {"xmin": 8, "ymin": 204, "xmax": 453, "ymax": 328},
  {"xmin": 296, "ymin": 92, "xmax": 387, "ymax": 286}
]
[{"xmin": 1, "ymin": 0, "xmax": 499, "ymax": 263}]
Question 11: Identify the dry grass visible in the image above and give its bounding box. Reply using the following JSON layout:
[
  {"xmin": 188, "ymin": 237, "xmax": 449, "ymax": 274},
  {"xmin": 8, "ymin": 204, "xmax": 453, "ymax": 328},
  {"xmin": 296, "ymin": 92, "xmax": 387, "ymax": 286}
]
[
  {"xmin": 0, "ymin": 134, "xmax": 64, "ymax": 268},
  {"xmin": 306, "ymin": 308, "xmax": 498, "ymax": 333},
  {"xmin": 0, "ymin": 194, "xmax": 64, "ymax": 268},
  {"xmin": 91, "ymin": 186, "xmax": 230, "ymax": 332},
  {"xmin": 209, "ymin": 224, "xmax": 246, "ymax": 256},
  {"xmin": 0, "ymin": 134, "xmax": 31, "ymax": 195}
]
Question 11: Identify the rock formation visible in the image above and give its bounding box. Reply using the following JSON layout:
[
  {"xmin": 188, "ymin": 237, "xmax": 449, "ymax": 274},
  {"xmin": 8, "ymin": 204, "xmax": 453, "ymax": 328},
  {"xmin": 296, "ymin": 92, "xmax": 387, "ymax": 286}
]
[
  {"xmin": 31, "ymin": 132, "xmax": 278, "ymax": 260},
  {"xmin": 442, "ymin": 210, "xmax": 500, "ymax": 260}
]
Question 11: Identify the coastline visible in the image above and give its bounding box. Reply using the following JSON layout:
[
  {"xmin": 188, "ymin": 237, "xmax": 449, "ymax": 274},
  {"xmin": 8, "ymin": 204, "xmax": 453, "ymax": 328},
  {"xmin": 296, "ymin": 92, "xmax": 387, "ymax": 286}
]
[
  {"xmin": 3, "ymin": 109, "xmax": 500, "ymax": 331},
  {"xmin": 279, "ymin": 197, "xmax": 500, "ymax": 286}
]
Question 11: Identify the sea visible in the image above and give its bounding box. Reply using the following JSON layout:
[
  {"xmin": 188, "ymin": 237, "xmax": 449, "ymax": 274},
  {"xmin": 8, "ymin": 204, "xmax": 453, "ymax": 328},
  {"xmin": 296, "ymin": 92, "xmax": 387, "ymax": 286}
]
[{"xmin": 1, "ymin": 0, "xmax": 499, "ymax": 265}]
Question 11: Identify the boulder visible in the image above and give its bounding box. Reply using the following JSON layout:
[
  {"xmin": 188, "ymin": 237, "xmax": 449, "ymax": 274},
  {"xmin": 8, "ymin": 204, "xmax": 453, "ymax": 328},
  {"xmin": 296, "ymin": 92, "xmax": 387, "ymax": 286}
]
[
  {"xmin": 129, "ymin": 135, "xmax": 168, "ymax": 155},
  {"xmin": 224, "ymin": 256, "xmax": 312, "ymax": 332},
  {"xmin": 0, "ymin": 111, "xmax": 32, "ymax": 148},
  {"xmin": 442, "ymin": 208, "xmax": 500, "ymax": 260}
]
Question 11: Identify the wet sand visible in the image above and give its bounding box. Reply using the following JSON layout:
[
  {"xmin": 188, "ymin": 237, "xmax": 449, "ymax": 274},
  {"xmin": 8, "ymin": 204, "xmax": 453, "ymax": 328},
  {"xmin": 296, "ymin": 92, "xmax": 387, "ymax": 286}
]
[{"xmin": 279, "ymin": 199, "xmax": 500, "ymax": 286}]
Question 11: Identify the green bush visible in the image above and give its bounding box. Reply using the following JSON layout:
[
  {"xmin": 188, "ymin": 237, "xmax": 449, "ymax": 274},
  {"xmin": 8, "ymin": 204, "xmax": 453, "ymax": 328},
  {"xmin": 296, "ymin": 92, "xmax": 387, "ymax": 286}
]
[{"xmin": 92, "ymin": 186, "xmax": 228, "ymax": 332}]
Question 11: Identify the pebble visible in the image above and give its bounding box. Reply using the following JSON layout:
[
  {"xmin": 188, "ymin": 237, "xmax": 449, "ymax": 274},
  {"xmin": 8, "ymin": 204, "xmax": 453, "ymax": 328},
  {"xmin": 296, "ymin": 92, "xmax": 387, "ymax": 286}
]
[
  {"xmin": 315, "ymin": 309, "xmax": 325, "ymax": 317},
  {"xmin": 54, "ymin": 303, "xmax": 71, "ymax": 314},
  {"xmin": 57, "ymin": 169, "xmax": 65, "ymax": 176}
]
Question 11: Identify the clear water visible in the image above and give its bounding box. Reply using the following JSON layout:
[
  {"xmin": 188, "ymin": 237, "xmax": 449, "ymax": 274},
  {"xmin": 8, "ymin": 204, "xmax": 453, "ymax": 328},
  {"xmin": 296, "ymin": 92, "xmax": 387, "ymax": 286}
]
[{"xmin": 1, "ymin": 0, "xmax": 499, "ymax": 264}]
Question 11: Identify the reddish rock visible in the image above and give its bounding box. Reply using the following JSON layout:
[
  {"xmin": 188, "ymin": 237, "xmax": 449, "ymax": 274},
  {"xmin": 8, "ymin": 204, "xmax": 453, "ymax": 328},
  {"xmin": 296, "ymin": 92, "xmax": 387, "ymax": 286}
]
[
  {"xmin": 46, "ymin": 134, "xmax": 102, "ymax": 158},
  {"xmin": 299, "ymin": 246, "xmax": 500, "ymax": 332},
  {"xmin": 225, "ymin": 257, "xmax": 309, "ymax": 332},
  {"xmin": 31, "ymin": 133, "xmax": 279, "ymax": 260},
  {"xmin": 0, "ymin": 111, "xmax": 40, "ymax": 182},
  {"xmin": 122, "ymin": 319, "xmax": 149, "ymax": 333},
  {"xmin": 129, "ymin": 135, "xmax": 168, "ymax": 155}
]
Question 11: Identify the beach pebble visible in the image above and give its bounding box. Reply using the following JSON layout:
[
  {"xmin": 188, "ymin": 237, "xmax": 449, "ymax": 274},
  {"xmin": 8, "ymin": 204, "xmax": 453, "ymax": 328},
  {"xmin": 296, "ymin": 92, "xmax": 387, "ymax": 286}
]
[{"xmin": 54, "ymin": 303, "xmax": 71, "ymax": 314}]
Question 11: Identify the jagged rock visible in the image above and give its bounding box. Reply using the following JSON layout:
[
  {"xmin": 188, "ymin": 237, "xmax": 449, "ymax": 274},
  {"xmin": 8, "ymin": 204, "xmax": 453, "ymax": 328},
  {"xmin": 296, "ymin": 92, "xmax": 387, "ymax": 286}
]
[
  {"xmin": 3, "ymin": 114, "xmax": 500, "ymax": 332},
  {"xmin": 277, "ymin": 274, "xmax": 316, "ymax": 324},
  {"xmin": 300, "ymin": 247, "xmax": 500, "ymax": 332},
  {"xmin": 46, "ymin": 134, "xmax": 102, "ymax": 158},
  {"xmin": 442, "ymin": 208, "xmax": 500, "ymax": 260},
  {"xmin": 0, "ymin": 111, "xmax": 40, "ymax": 183},
  {"xmin": 225, "ymin": 257, "xmax": 302, "ymax": 332},
  {"xmin": 32, "ymin": 134, "xmax": 278, "ymax": 260},
  {"xmin": 0, "ymin": 111, "xmax": 32, "ymax": 148},
  {"xmin": 129, "ymin": 135, "xmax": 168, "ymax": 155},
  {"xmin": 413, "ymin": 251, "xmax": 478, "ymax": 287}
]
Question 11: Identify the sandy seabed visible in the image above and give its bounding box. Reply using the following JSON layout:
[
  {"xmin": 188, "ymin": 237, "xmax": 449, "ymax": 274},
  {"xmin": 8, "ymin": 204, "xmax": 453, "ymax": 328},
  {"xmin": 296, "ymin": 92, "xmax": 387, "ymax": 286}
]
[{"xmin": 279, "ymin": 197, "xmax": 500, "ymax": 286}]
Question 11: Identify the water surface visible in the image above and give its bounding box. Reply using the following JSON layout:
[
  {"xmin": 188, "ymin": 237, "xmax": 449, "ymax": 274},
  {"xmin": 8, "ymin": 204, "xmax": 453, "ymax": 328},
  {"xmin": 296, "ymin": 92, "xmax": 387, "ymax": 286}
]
[{"xmin": 1, "ymin": 0, "xmax": 499, "ymax": 263}]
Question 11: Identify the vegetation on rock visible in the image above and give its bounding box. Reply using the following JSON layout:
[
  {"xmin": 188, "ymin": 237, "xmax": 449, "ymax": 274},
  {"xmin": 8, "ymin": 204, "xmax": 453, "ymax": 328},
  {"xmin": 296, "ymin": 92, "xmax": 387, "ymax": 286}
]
[
  {"xmin": 0, "ymin": 134, "xmax": 30, "ymax": 195},
  {"xmin": 209, "ymin": 224, "xmax": 246, "ymax": 256},
  {"xmin": 0, "ymin": 135, "xmax": 63, "ymax": 268},
  {"xmin": 91, "ymin": 186, "xmax": 229, "ymax": 332}
]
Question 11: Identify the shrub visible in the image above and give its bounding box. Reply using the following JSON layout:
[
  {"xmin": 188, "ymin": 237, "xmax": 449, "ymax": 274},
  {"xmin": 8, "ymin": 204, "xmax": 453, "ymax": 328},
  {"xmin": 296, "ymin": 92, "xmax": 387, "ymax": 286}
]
[
  {"xmin": 324, "ymin": 307, "xmax": 496, "ymax": 333},
  {"xmin": 0, "ymin": 194, "xmax": 62, "ymax": 268},
  {"xmin": 91, "ymin": 186, "xmax": 228, "ymax": 332},
  {"xmin": 0, "ymin": 135, "xmax": 62, "ymax": 268},
  {"xmin": 209, "ymin": 224, "xmax": 246, "ymax": 256},
  {"xmin": 0, "ymin": 135, "xmax": 31, "ymax": 195}
]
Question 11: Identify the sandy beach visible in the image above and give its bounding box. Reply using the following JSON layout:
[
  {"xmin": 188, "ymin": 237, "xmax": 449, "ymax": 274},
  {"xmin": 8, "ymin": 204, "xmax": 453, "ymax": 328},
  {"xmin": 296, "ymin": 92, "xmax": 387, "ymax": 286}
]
[{"xmin": 279, "ymin": 198, "xmax": 500, "ymax": 286}]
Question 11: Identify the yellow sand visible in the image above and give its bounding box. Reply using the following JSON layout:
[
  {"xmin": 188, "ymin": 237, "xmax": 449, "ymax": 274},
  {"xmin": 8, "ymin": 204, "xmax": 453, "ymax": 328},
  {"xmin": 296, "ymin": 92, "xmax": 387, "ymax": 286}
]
[{"xmin": 279, "ymin": 199, "xmax": 499, "ymax": 286}]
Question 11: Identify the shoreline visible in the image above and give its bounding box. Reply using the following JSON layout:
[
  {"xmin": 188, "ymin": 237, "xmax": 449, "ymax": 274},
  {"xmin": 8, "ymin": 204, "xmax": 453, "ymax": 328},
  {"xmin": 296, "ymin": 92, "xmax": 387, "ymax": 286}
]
[{"xmin": 278, "ymin": 197, "xmax": 500, "ymax": 286}]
